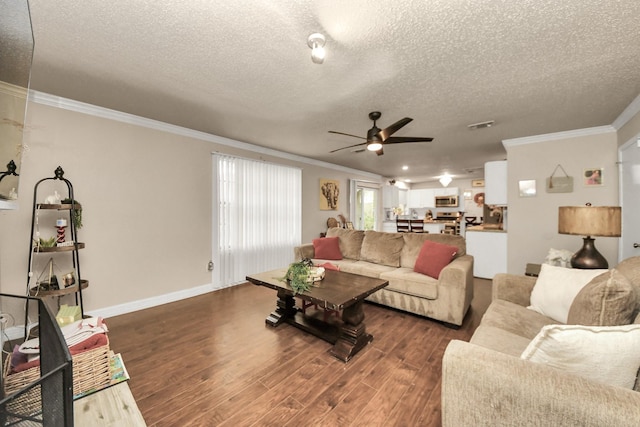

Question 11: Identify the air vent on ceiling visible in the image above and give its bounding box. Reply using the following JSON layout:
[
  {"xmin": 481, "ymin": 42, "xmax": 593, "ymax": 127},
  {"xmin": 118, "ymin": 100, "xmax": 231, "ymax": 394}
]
[{"xmin": 467, "ymin": 120, "xmax": 495, "ymax": 130}]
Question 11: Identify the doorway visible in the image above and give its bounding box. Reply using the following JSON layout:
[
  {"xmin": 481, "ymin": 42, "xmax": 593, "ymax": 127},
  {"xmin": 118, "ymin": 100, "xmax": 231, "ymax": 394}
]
[
  {"xmin": 354, "ymin": 184, "xmax": 379, "ymax": 230},
  {"xmin": 619, "ymin": 135, "xmax": 640, "ymax": 260}
]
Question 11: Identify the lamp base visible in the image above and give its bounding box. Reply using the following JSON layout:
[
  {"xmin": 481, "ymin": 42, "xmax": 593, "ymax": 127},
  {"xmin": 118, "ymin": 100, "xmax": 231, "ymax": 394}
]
[{"xmin": 571, "ymin": 237, "xmax": 608, "ymax": 269}]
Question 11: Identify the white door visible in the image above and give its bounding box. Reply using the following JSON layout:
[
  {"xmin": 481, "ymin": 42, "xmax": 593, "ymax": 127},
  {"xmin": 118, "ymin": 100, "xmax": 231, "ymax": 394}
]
[{"xmin": 620, "ymin": 137, "xmax": 640, "ymax": 260}]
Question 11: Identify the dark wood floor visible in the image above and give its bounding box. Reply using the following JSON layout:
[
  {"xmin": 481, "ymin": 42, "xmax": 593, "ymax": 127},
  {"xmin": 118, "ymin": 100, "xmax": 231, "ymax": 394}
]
[{"xmin": 107, "ymin": 278, "xmax": 491, "ymax": 427}]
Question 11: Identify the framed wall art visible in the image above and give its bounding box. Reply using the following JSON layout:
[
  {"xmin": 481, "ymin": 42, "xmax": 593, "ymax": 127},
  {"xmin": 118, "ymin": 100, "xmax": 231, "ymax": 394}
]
[
  {"xmin": 583, "ymin": 168, "xmax": 603, "ymax": 186},
  {"xmin": 320, "ymin": 178, "xmax": 340, "ymax": 210}
]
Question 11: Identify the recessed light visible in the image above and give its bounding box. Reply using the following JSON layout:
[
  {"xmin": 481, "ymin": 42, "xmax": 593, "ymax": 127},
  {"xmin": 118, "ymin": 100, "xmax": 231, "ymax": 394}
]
[
  {"xmin": 467, "ymin": 120, "xmax": 495, "ymax": 130},
  {"xmin": 402, "ymin": 165, "xmax": 409, "ymax": 171},
  {"xmin": 405, "ymin": 179, "xmax": 412, "ymax": 182}
]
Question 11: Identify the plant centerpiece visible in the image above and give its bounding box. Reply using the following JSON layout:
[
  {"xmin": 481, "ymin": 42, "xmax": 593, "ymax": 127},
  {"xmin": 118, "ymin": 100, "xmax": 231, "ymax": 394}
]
[{"xmin": 281, "ymin": 258, "xmax": 325, "ymax": 295}]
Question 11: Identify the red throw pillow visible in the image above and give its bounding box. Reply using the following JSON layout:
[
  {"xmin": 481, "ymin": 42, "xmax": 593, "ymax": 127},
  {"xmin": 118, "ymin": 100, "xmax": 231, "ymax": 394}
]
[
  {"xmin": 312, "ymin": 236, "xmax": 343, "ymax": 260},
  {"xmin": 414, "ymin": 240, "xmax": 458, "ymax": 279}
]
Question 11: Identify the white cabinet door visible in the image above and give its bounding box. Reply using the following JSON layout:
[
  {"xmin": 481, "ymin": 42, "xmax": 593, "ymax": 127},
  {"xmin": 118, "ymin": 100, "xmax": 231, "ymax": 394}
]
[
  {"xmin": 398, "ymin": 189, "xmax": 407, "ymax": 206},
  {"xmin": 466, "ymin": 230, "xmax": 508, "ymax": 279},
  {"xmin": 407, "ymin": 190, "xmax": 421, "ymax": 208},
  {"xmin": 422, "ymin": 189, "xmax": 435, "ymax": 207},
  {"xmin": 485, "ymin": 161, "xmax": 507, "ymax": 205},
  {"xmin": 382, "ymin": 186, "xmax": 399, "ymax": 208}
]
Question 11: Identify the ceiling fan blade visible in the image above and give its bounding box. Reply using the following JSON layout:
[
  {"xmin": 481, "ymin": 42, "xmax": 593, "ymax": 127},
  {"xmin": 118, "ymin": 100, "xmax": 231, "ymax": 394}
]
[
  {"xmin": 377, "ymin": 117, "xmax": 413, "ymax": 141},
  {"xmin": 328, "ymin": 130, "xmax": 367, "ymax": 140},
  {"xmin": 384, "ymin": 136, "xmax": 433, "ymax": 144},
  {"xmin": 329, "ymin": 141, "xmax": 368, "ymax": 153},
  {"xmin": 376, "ymin": 148, "xmax": 384, "ymax": 156}
]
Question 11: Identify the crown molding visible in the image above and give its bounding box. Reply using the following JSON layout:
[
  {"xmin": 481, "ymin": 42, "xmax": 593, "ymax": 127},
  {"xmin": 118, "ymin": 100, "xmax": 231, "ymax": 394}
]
[
  {"xmin": 29, "ymin": 91, "xmax": 381, "ymax": 180},
  {"xmin": 502, "ymin": 125, "xmax": 616, "ymax": 148},
  {"xmin": 612, "ymin": 93, "xmax": 640, "ymax": 130}
]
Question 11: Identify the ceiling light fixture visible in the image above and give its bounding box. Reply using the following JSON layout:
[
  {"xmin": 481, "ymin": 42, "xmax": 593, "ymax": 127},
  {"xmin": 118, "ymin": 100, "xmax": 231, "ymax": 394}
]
[
  {"xmin": 439, "ymin": 174, "xmax": 453, "ymax": 187},
  {"xmin": 402, "ymin": 165, "xmax": 409, "ymax": 171},
  {"xmin": 367, "ymin": 141, "xmax": 382, "ymax": 151},
  {"xmin": 307, "ymin": 33, "xmax": 326, "ymax": 64},
  {"xmin": 467, "ymin": 120, "xmax": 495, "ymax": 130}
]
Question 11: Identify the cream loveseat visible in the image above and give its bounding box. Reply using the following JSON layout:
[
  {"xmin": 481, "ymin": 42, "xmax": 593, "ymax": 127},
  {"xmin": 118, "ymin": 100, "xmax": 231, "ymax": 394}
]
[
  {"xmin": 294, "ymin": 227, "xmax": 474, "ymax": 326},
  {"xmin": 442, "ymin": 257, "xmax": 640, "ymax": 426}
]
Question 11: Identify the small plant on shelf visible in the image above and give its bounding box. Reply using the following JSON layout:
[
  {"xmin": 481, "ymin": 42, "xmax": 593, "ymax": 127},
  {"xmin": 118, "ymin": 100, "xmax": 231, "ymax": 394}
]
[{"xmin": 61, "ymin": 198, "xmax": 83, "ymax": 229}]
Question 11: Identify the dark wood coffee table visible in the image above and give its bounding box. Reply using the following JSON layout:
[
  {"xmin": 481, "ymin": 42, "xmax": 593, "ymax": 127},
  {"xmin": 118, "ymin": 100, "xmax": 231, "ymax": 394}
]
[{"xmin": 247, "ymin": 268, "xmax": 389, "ymax": 362}]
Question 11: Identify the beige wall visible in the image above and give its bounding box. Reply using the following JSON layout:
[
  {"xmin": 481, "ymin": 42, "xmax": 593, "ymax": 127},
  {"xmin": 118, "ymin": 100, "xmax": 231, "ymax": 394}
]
[
  {"xmin": 618, "ymin": 105, "xmax": 640, "ymax": 147},
  {"xmin": 505, "ymin": 128, "xmax": 619, "ymax": 274},
  {"xmin": 0, "ymin": 97, "xmax": 378, "ymax": 321}
]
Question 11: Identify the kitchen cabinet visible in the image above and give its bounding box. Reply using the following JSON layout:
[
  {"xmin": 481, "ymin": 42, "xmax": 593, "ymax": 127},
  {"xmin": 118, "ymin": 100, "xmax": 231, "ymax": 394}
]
[
  {"xmin": 407, "ymin": 189, "xmax": 434, "ymax": 208},
  {"xmin": 423, "ymin": 223, "xmax": 445, "ymax": 234},
  {"xmin": 382, "ymin": 222, "xmax": 396, "ymax": 233},
  {"xmin": 485, "ymin": 161, "xmax": 507, "ymax": 205},
  {"xmin": 466, "ymin": 229, "xmax": 507, "ymax": 279},
  {"xmin": 434, "ymin": 187, "xmax": 459, "ymax": 197},
  {"xmin": 382, "ymin": 185, "xmax": 400, "ymax": 208},
  {"xmin": 407, "ymin": 187, "xmax": 459, "ymax": 208}
]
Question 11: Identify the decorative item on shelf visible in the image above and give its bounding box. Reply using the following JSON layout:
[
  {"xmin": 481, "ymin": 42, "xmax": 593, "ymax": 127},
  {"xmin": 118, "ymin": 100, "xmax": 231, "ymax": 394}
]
[
  {"xmin": 280, "ymin": 258, "xmax": 325, "ymax": 295},
  {"xmin": 558, "ymin": 203, "xmax": 621, "ymax": 269},
  {"xmin": 43, "ymin": 190, "xmax": 61, "ymax": 205},
  {"xmin": 56, "ymin": 218, "xmax": 67, "ymax": 243}
]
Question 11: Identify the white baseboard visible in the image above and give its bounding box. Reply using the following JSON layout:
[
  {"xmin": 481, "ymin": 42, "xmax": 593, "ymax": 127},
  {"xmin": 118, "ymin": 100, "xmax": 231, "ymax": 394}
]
[
  {"xmin": 87, "ymin": 282, "xmax": 217, "ymax": 319},
  {"xmin": 2, "ymin": 283, "xmax": 217, "ymax": 341}
]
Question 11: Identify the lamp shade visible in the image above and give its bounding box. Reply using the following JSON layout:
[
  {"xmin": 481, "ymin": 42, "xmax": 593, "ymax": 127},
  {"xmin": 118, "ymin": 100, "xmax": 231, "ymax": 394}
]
[{"xmin": 558, "ymin": 206, "xmax": 621, "ymax": 237}]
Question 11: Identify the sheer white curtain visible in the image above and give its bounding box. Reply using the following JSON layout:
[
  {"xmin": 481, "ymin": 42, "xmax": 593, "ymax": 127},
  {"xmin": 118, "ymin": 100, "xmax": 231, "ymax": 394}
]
[{"xmin": 213, "ymin": 154, "xmax": 301, "ymax": 288}]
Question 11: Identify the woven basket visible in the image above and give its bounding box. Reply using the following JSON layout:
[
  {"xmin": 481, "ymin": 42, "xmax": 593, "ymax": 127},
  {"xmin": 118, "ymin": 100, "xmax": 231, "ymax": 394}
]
[{"xmin": 3, "ymin": 334, "xmax": 111, "ymax": 415}]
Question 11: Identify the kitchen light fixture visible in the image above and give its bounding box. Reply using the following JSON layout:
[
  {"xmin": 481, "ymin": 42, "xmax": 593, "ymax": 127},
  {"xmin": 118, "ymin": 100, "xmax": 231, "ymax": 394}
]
[
  {"xmin": 558, "ymin": 204, "xmax": 621, "ymax": 269},
  {"xmin": 402, "ymin": 165, "xmax": 409, "ymax": 170},
  {"xmin": 467, "ymin": 120, "xmax": 495, "ymax": 130},
  {"xmin": 307, "ymin": 33, "xmax": 326, "ymax": 64},
  {"xmin": 439, "ymin": 174, "xmax": 452, "ymax": 187}
]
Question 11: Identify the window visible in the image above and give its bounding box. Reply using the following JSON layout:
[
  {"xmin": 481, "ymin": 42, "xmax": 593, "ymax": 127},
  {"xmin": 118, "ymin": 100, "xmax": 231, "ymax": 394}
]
[{"xmin": 213, "ymin": 155, "xmax": 301, "ymax": 288}]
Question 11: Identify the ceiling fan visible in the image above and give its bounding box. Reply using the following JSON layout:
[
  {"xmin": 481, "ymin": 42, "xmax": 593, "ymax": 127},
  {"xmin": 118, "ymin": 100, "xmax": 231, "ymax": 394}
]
[{"xmin": 329, "ymin": 111, "xmax": 433, "ymax": 156}]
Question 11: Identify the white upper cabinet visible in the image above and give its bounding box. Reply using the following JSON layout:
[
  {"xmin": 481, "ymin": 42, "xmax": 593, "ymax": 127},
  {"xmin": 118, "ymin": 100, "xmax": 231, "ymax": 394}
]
[
  {"xmin": 382, "ymin": 185, "xmax": 400, "ymax": 208},
  {"xmin": 485, "ymin": 161, "xmax": 507, "ymax": 205}
]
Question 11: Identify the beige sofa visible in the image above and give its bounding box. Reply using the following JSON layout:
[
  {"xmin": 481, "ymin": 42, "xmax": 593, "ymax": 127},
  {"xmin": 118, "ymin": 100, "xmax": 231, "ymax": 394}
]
[
  {"xmin": 442, "ymin": 257, "xmax": 640, "ymax": 426},
  {"xmin": 294, "ymin": 227, "xmax": 474, "ymax": 326}
]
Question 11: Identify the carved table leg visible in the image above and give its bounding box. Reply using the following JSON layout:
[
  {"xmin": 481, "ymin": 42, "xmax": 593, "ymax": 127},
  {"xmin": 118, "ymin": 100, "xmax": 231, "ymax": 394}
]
[
  {"xmin": 330, "ymin": 300, "xmax": 372, "ymax": 362},
  {"xmin": 265, "ymin": 289, "xmax": 296, "ymax": 327}
]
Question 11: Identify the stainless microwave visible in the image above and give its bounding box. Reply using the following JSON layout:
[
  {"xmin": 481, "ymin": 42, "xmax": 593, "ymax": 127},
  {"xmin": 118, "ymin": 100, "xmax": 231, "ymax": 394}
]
[{"xmin": 435, "ymin": 195, "xmax": 458, "ymax": 207}]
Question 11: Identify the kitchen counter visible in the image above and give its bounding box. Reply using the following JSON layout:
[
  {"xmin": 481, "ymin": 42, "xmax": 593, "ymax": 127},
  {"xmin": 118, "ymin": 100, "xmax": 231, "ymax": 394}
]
[
  {"xmin": 466, "ymin": 228, "xmax": 507, "ymax": 278},
  {"xmin": 466, "ymin": 225, "xmax": 506, "ymax": 232}
]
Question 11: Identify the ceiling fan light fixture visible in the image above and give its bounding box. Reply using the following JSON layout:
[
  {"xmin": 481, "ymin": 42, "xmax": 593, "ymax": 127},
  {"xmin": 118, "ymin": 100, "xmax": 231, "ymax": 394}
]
[
  {"xmin": 307, "ymin": 33, "xmax": 326, "ymax": 64},
  {"xmin": 367, "ymin": 142, "xmax": 382, "ymax": 151},
  {"xmin": 439, "ymin": 174, "xmax": 453, "ymax": 187}
]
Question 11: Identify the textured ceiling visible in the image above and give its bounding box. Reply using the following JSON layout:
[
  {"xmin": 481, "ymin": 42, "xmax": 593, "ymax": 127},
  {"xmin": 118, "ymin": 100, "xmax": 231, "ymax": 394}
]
[{"xmin": 25, "ymin": 0, "xmax": 640, "ymax": 183}]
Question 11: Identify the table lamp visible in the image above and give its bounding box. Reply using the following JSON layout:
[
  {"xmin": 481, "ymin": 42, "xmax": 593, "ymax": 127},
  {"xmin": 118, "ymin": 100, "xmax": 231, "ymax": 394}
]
[{"xmin": 558, "ymin": 204, "xmax": 621, "ymax": 269}]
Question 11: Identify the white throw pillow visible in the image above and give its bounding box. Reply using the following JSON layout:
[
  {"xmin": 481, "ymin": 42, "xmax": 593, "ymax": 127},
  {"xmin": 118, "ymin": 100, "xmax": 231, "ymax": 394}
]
[
  {"xmin": 528, "ymin": 264, "xmax": 607, "ymax": 323},
  {"xmin": 521, "ymin": 324, "xmax": 640, "ymax": 389}
]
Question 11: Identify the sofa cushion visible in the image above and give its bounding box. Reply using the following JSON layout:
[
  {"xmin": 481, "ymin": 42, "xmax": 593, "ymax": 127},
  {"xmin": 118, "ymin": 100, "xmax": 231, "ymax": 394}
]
[
  {"xmin": 614, "ymin": 256, "xmax": 640, "ymax": 310},
  {"xmin": 326, "ymin": 227, "xmax": 364, "ymax": 260},
  {"xmin": 337, "ymin": 260, "xmax": 396, "ymax": 279},
  {"xmin": 528, "ymin": 264, "xmax": 607, "ymax": 323},
  {"xmin": 470, "ymin": 325, "xmax": 533, "ymax": 358},
  {"xmin": 413, "ymin": 240, "xmax": 458, "ymax": 279},
  {"xmin": 312, "ymin": 236, "xmax": 342, "ymax": 260},
  {"xmin": 567, "ymin": 269, "xmax": 637, "ymax": 326},
  {"xmin": 481, "ymin": 299, "xmax": 557, "ymax": 340},
  {"xmin": 360, "ymin": 231, "xmax": 404, "ymax": 267},
  {"xmin": 400, "ymin": 233, "xmax": 466, "ymax": 268},
  {"xmin": 380, "ymin": 267, "xmax": 438, "ymax": 299},
  {"xmin": 521, "ymin": 324, "xmax": 640, "ymax": 389}
]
